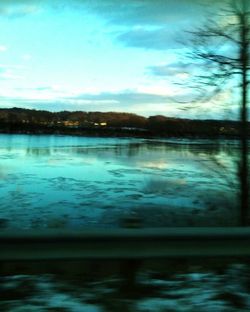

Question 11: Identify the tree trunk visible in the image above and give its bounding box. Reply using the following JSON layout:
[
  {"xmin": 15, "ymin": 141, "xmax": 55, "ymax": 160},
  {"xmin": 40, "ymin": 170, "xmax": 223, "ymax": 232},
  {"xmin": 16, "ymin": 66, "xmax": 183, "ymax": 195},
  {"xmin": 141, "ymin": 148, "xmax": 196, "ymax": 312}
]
[{"xmin": 239, "ymin": 2, "xmax": 249, "ymax": 225}]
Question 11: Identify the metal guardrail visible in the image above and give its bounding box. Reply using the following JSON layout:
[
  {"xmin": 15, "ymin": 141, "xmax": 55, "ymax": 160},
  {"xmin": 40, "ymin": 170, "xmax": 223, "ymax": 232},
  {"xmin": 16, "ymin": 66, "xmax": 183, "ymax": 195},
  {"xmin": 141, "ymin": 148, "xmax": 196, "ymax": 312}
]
[{"xmin": 1, "ymin": 227, "xmax": 250, "ymax": 261}]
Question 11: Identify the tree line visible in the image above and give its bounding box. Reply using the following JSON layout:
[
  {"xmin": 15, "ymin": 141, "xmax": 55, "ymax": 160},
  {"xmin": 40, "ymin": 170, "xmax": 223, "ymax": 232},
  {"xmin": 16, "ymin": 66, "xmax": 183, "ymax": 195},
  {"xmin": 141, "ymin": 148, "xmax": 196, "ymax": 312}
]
[{"xmin": 0, "ymin": 107, "xmax": 249, "ymax": 138}]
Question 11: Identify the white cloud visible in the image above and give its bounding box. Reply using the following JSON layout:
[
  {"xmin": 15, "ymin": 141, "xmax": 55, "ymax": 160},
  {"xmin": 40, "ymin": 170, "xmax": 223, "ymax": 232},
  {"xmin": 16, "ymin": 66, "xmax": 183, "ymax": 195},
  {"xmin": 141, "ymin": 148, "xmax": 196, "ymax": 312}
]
[
  {"xmin": 175, "ymin": 72, "xmax": 189, "ymax": 80},
  {"xmin": 0, "ymin": 64, "xmax": 25, "ymax": 69},
  {"xmin": 148, "ymin": 62, "xmax": 193, "ymax": 77},
  {"xmin": 0, "ymin": 86, "xmax": 241, "ymax": 120},
  {"xmin": 0, "ymin": 45, "xmax": 7, "ymax": 52},
  {"xmin": 0, "ymin": 71, "xmax": 23, "ymax": 80},
  {"xmin": 0, "ymin": 2, "xmax": 41, "ymax": 17},
  {"xmin": 22, "ymin": 53, "xmax": 32, "ymax": 61},
  {"xmin": 136, "ymin": 84, "xmax": 181, "ymax": 97},
  {"xmin": 0, "ymin": 64, "xmax": 27, "ymax": 81}
]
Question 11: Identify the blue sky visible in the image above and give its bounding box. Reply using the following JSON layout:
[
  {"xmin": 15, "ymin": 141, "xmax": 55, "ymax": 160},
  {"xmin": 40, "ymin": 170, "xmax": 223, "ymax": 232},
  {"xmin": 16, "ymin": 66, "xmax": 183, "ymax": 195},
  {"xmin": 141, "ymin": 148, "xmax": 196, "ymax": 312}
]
[{"xmin": 0, "ymin": 0, "xmax": 243, "ymax": 119}]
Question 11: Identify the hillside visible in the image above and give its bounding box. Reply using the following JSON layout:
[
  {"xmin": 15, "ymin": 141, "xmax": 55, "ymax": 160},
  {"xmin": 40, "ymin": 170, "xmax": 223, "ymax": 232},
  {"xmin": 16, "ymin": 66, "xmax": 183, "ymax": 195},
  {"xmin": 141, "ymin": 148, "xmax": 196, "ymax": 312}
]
[{"xmin": 0, "ymin": 107, "xmax": 249, "ymax": 138}]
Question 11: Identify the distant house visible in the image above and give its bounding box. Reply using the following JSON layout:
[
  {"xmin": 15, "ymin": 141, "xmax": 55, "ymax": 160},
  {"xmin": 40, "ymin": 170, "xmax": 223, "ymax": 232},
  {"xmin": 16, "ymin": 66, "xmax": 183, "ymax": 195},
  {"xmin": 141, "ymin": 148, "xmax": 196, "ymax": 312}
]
[
  {"xmin": 94, "ymin": 122, "xmax": 107, "ymax": 127},
  {"xmin": 63, "ymin": 120, "xmax": 80, "ymax": 127},
  {"xmin": 39, "ymin": 121, "xmax": 48, "ymax": 125}
]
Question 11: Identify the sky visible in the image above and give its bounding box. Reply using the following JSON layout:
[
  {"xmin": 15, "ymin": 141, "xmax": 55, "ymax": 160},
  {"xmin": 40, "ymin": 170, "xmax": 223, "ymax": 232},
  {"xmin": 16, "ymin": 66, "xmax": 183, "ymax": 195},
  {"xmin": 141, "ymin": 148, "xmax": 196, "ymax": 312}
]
[{"xmin": 0, "ymin": 0, "xmax": 245, "ymax": 119}]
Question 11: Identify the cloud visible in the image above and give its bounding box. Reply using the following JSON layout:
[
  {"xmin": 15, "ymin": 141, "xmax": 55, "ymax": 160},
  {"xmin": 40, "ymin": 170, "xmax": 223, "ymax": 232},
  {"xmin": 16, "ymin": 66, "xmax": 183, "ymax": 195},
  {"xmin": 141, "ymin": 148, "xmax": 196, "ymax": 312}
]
[
  {"xmin": 0, "ymin": 86, "xmax": 241, "ymax": 120},
  {"xmin": 0, "ymin": 88, "xmax": 184, "ymax": 114},
  {"xmin": 148, "ymin": 62, "xmax": 193, "ymax": 76},
  {"xmin": 73, "ymin": 91, "xmax": 169, "ymax": 104},
  {"xmin": 0, "ymin": 64, "xmax": 25, "ymax": 80},
  {"xmin": 0, "ymin": 1, "xmax": 221, "ymax": 23},
  {"xmin": 22, "ymin": 53, "xmax": 32, "ymax": 61},
  {"xmin": 115, "ymin": 27, "xmax": 183, "ymax": 50},
  {"xmin": 0, "ymin": 45, "xmax": 7, "ymax": 52},
  {"xmin": 81, "ymin": 0, "xmax": 214, "ymax": 26},
  {"xmin": 0, "ymin": 1, "xmax": 40, "ymax": 17},
  {"xmin": 0, "ymin": 72, "xmax": 23, "ymax": 80}
]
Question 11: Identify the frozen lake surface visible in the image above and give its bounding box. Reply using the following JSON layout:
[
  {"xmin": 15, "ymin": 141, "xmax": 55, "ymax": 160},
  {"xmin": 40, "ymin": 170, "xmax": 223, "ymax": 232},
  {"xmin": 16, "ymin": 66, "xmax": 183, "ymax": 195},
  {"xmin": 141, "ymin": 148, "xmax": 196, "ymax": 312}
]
[{"xmin": 0, "ymin": 134, "xmax": 242, "ymax": 229}]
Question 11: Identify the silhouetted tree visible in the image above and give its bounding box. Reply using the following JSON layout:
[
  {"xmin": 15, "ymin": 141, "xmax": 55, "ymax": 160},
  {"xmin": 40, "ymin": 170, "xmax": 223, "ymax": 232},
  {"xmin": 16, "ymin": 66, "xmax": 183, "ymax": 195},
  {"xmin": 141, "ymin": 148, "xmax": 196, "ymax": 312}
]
[{"xmin": 184, "ymin": 0, "xmax": 249, "ymax": 224}]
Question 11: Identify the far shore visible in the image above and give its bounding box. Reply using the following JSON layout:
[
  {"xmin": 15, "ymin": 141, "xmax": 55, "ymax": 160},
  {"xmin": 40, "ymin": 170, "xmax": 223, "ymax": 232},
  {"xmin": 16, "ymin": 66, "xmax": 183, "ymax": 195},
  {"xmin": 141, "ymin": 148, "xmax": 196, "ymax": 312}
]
[
  {"xmin": 0, "ymin": 126, "xmax": 247, "ymax": 141},
  {"xmin": 1, "ymin": 107, "xmax": 249, "ymax": 139}
]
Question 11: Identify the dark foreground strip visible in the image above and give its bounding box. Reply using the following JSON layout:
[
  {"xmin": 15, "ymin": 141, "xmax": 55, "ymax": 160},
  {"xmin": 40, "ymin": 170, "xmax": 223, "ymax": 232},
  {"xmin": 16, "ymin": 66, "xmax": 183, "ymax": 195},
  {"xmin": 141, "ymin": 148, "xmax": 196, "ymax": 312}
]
[{"xmin": 1, "ymin": 227, "xmax": 250, "ymax": 260}]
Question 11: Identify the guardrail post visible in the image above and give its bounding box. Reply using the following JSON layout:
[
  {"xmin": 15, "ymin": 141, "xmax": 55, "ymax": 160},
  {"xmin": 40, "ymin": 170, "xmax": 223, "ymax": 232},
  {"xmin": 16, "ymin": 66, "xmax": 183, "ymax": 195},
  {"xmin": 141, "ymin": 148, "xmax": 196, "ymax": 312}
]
[{"xmin": 119, "ymin": 214, "xmax": 143, "ymax": 293}]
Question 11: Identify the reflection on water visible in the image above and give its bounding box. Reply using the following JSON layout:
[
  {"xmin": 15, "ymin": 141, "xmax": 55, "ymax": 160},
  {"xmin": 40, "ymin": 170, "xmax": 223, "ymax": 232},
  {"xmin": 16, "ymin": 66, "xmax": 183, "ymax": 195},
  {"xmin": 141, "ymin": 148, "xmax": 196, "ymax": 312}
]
[{"xmin": 0, "ymin": 134, "xmax": 244, "ymax": 229}]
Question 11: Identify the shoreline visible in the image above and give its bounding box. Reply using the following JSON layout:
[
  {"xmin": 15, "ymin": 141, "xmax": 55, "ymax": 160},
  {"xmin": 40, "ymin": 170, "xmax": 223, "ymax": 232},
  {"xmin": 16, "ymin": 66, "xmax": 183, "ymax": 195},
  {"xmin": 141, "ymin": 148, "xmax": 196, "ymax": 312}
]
[{"xmin": 0, "ymin": 128, "xmax": 246, "ymax": 141}]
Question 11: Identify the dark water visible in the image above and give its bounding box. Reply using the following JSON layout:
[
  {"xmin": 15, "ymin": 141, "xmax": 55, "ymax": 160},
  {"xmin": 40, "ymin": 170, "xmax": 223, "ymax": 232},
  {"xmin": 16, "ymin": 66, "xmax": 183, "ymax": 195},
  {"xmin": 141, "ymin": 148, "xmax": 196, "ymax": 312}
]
[{"xmin": 0, "ymin": 134, "xmax": 243, "ymax": 229}]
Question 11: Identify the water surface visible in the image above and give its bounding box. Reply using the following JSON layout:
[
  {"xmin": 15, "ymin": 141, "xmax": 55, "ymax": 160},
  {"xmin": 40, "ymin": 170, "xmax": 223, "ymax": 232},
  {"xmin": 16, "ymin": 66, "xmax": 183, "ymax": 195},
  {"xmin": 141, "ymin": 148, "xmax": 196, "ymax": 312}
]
[{"xmin": 0, "ymin": 134, "xmax": 241, "ymax": 229}]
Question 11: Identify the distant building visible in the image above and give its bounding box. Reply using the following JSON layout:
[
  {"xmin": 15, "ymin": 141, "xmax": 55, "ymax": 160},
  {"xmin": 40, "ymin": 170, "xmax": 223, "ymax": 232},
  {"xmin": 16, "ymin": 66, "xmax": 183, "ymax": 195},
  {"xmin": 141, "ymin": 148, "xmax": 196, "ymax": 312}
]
[
  {"xmin": 94, "ymin": 122, "xmax": 107, "ymax": 127},
  {"xmin": 63, "ymin": 120, "xmax": 80, "ymax": 127}
]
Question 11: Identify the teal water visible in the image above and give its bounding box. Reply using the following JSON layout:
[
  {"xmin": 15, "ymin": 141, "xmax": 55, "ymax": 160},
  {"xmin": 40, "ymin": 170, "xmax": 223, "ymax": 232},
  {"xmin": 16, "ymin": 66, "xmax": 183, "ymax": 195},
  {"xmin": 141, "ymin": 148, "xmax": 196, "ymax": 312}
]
[{"xmin": 0, "ymin": 134, "xmax": 241, "ymax": 229}]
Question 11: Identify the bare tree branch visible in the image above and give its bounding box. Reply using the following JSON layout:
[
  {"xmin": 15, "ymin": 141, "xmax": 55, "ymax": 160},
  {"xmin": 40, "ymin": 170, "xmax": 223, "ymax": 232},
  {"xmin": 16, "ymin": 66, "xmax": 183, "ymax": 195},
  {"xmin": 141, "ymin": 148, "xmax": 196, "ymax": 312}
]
[{"xmin": 177, "ymin": 0, "xmax": 250, "ymax": 223}]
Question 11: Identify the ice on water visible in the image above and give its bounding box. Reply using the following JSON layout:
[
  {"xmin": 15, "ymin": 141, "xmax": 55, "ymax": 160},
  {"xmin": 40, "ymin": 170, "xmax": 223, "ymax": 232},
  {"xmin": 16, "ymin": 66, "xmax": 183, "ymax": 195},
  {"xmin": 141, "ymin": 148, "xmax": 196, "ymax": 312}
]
[{"xmin": 0, "ymin": 134, "xmax": 240, "ymax": 229}]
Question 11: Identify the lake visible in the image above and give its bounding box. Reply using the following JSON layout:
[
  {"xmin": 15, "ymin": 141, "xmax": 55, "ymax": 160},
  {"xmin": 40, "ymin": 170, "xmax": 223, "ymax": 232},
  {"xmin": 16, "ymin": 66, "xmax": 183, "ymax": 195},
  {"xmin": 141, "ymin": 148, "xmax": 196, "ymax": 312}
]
[{"xmin": 0, "ymin": 134, "xmax": 242, "ymax": 229}]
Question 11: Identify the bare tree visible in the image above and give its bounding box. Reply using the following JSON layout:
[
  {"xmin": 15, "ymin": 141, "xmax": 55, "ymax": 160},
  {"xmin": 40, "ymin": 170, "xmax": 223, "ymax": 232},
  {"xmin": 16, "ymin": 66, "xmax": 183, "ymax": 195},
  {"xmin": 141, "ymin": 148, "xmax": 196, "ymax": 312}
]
[{"xmin": 184, "ymin": 0, "xmax": 249, "ymax": 225}]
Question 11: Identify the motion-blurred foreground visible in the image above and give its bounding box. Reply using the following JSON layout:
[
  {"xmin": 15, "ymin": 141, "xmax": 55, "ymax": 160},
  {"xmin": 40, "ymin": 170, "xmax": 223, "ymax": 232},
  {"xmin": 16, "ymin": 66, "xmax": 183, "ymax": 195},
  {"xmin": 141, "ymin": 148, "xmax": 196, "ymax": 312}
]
[{"xmin": 1, "ymin": 260, "xmax": 250, "ymax": 312}]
